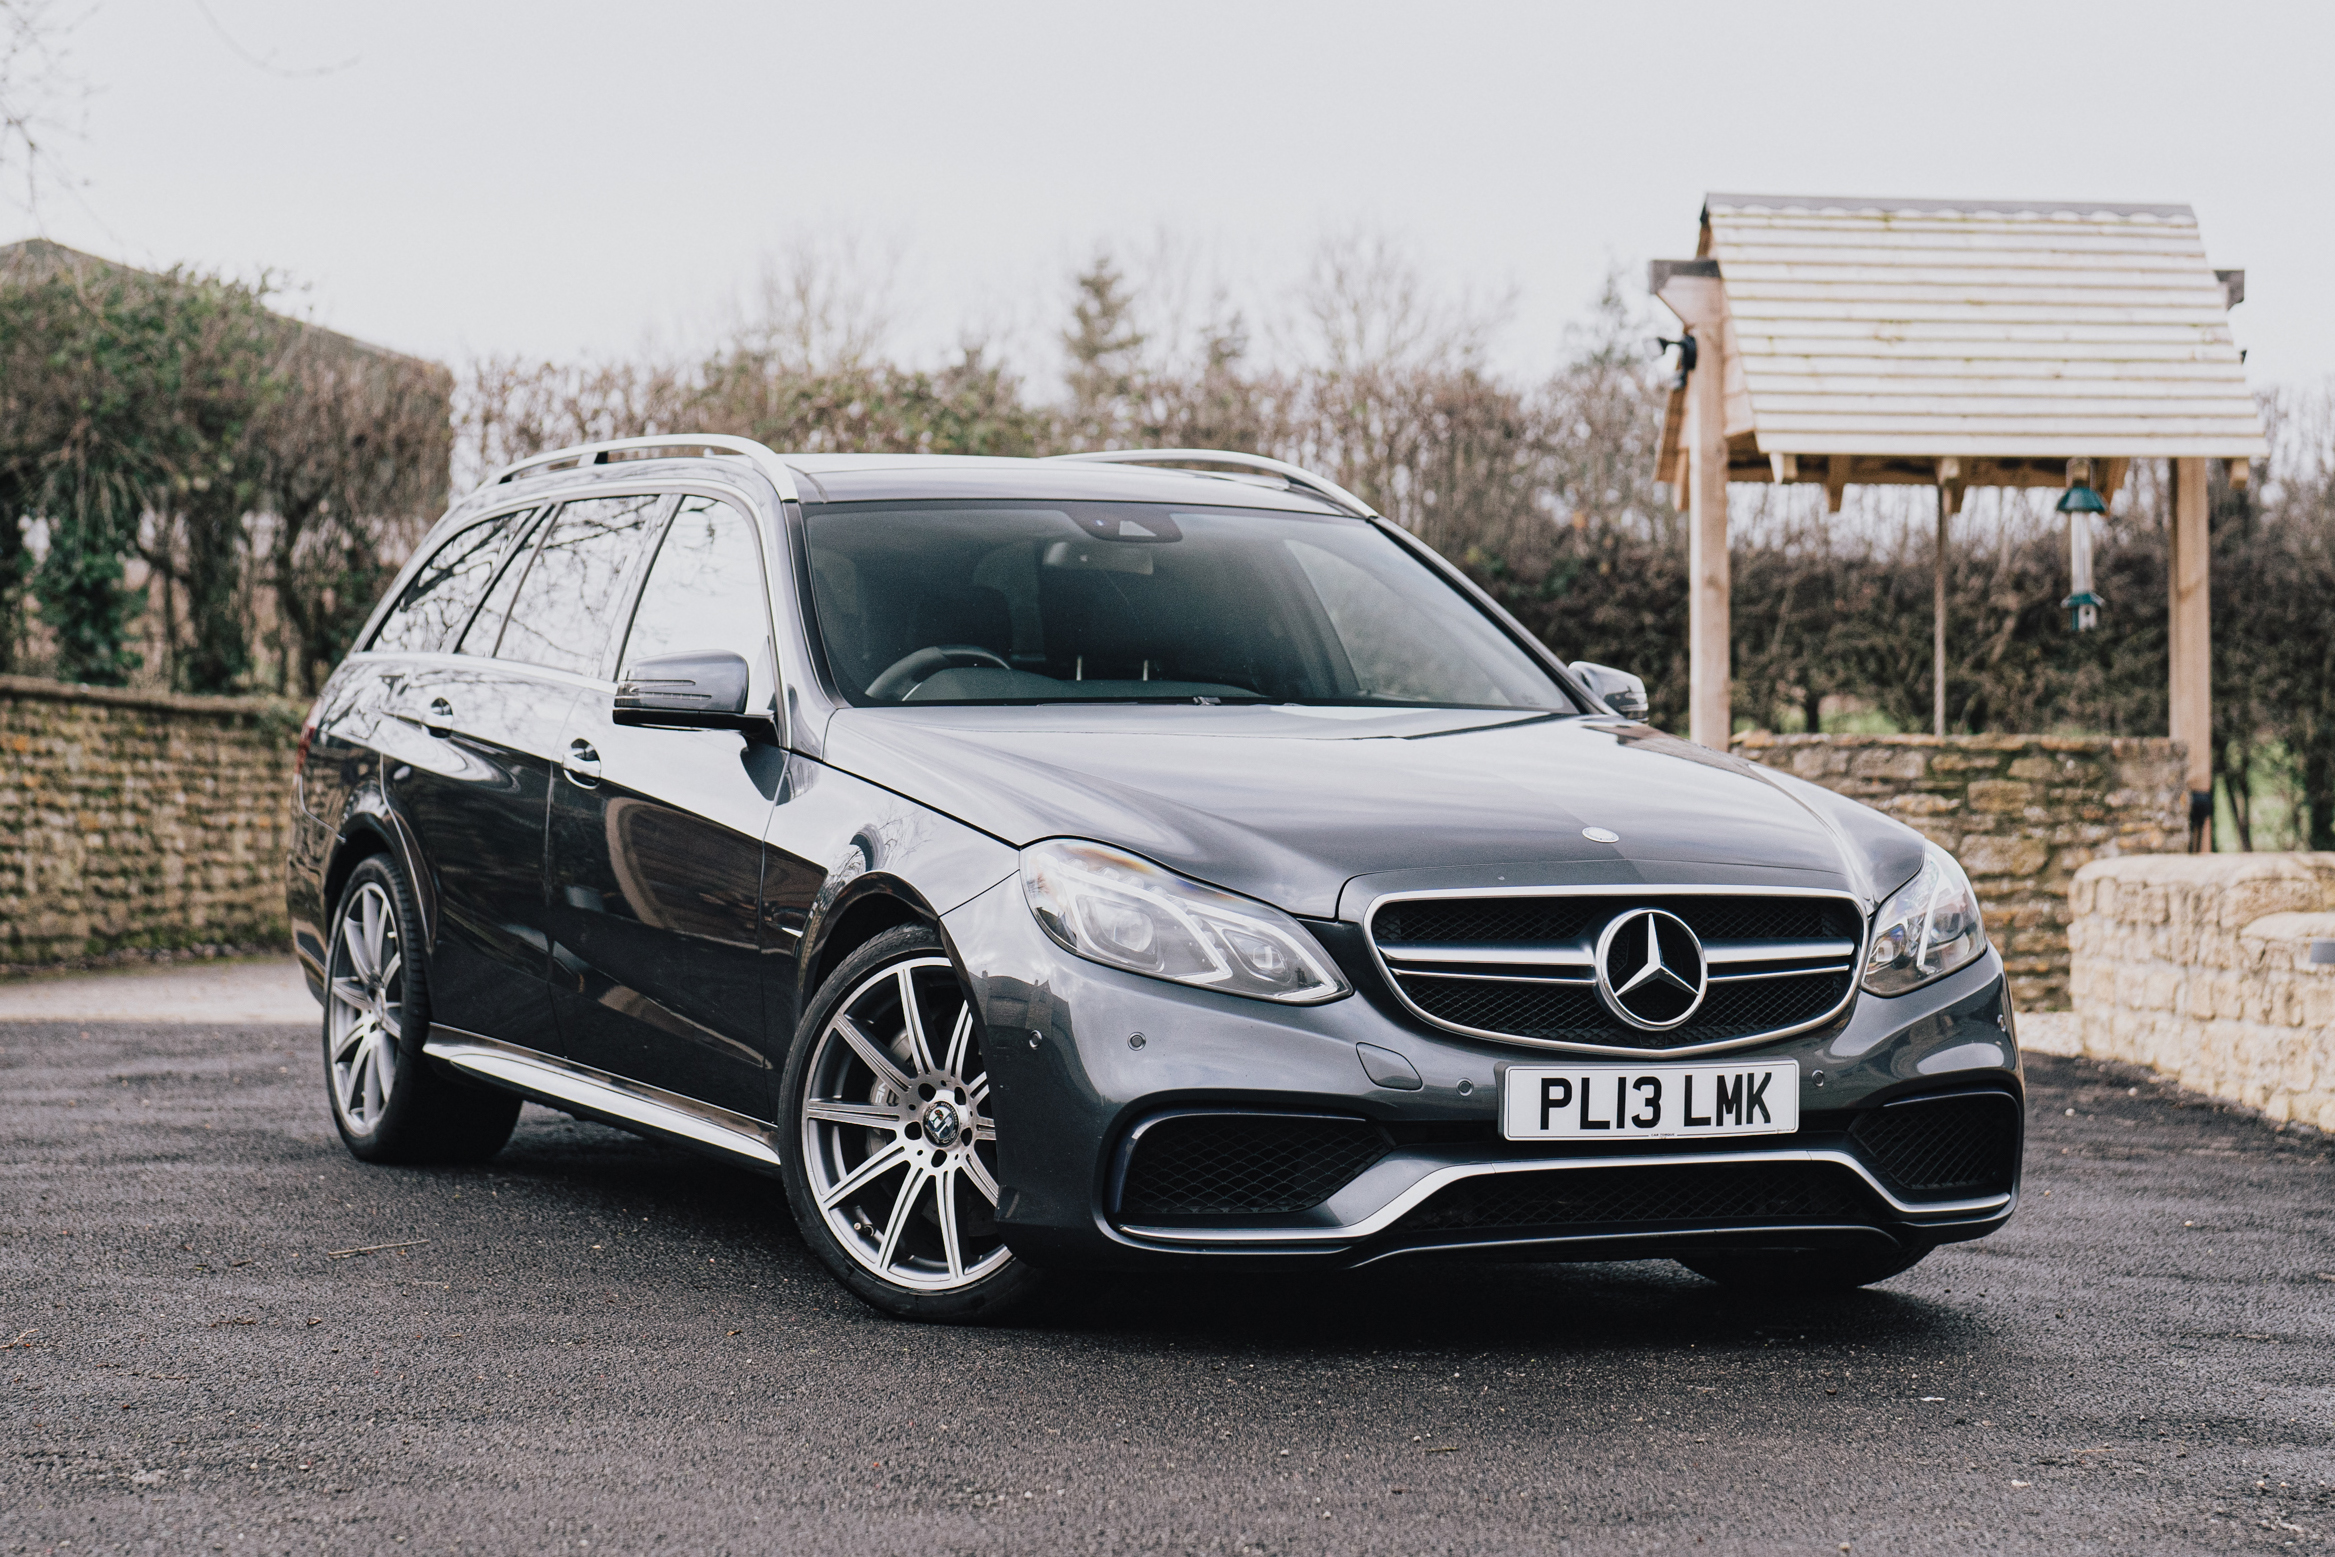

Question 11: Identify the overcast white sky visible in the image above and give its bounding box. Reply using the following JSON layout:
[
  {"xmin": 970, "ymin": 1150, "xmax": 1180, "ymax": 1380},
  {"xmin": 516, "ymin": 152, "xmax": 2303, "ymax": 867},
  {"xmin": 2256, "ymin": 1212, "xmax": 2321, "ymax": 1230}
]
[{"xmin": 12, "ymin": 0, "xmax": 2333, "ymax": 390}]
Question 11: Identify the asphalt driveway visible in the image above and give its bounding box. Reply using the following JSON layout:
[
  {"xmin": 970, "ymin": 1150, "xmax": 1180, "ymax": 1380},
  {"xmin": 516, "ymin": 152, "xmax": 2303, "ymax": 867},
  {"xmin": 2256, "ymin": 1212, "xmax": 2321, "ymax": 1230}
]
[{"xmin": 2, "ymin": 1020, "xmax": 2330, "ymax": 1555}]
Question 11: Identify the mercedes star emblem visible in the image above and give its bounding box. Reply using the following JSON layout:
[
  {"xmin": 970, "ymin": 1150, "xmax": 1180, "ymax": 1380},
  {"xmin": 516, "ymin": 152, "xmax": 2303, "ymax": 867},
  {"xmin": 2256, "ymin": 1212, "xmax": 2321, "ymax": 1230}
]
[{"xmin": 1594, "ymin": 908, "xmax": 1709, "ymax": 1030}]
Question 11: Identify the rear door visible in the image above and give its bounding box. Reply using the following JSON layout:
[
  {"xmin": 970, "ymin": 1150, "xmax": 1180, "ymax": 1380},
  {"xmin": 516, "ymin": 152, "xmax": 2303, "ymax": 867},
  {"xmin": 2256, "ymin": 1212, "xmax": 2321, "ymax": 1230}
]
[
  {"xmin": 395, "ymin": 492, "xmax": 669, "ymax": 1051},
  {"xmin": 545, "ymin": 492, "xmax": 782, "ymax": 1117}
]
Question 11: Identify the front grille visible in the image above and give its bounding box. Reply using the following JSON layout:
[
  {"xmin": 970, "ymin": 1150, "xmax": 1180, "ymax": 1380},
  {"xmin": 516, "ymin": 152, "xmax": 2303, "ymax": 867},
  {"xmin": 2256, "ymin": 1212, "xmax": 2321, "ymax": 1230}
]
[
  {"xmin": 1851, "ymin": 1092, "xmax": 2022, "ymax": 1198},
  {"xmin": 1117, "ymin": 1114, "xmax": 1388, "ymax": 1219},
  {"xmin": 1391, "ymin": 1161, "xmax": 1873, "ymax": 1237},
  {"xmin": 1371, "ymin": 891, "xmax": 1862, "ymax": 1052}
]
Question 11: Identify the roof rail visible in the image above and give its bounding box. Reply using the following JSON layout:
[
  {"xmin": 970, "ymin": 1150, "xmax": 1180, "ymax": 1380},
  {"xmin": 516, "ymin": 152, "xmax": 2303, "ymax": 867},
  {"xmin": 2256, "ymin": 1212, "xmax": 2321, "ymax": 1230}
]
[
  {"xmin": 1046, "ymin": 448, "xmax": 1377, "ymax": 519},
  {"xmin": 489, "ymin": 434, "xmax": 801, "ymax": 503}
]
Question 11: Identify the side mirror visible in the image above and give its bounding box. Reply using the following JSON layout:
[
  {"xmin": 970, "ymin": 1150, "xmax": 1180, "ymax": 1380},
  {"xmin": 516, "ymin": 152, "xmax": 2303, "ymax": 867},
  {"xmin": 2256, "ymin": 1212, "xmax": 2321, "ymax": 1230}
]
[
  {"xmin": 614, "ymin": 650, "xmax": 764, "ymax": 733},
  {"xmin": 1569, "ymin": 660, "xmax": 1649, "ymax": 720}
]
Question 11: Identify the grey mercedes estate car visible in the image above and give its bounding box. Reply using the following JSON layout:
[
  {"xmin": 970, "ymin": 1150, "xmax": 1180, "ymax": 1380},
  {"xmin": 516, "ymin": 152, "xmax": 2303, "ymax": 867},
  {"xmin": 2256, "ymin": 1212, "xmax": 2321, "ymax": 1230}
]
[{"xmin": 288, "ymin": 436, "xmax": 2022, "ymax": 1320}]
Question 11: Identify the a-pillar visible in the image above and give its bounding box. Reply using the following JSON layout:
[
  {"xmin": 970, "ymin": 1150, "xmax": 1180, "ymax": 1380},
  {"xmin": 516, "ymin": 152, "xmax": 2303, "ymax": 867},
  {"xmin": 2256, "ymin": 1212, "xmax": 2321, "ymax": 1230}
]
[
  {"xmin": 1684, "ymin": 317, "xmax": 1730, "ymax": 749},
  {"xmin": 2169, "ymin": 457, "xmax": 2212, "ymax": 849}
]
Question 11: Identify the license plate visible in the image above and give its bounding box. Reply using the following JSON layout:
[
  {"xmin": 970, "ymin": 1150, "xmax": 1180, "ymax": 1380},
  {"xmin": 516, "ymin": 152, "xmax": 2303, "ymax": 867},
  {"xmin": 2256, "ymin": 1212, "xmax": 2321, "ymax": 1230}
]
[{"xmin": 1500, "ymin": 1060, "xmax": 1799, "ymax": 1141}]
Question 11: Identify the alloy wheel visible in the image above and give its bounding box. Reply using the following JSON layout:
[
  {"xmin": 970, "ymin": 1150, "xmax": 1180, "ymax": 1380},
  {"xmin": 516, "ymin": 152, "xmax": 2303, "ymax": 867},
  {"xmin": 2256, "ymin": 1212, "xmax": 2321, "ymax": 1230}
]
[
  {"xmin": 798, "ymin": 956, "xmax": 1009, "ymax": 1292},
  {"xmin": 326, "ymin": 879, "xmax": 403, "ymax": 1134}
]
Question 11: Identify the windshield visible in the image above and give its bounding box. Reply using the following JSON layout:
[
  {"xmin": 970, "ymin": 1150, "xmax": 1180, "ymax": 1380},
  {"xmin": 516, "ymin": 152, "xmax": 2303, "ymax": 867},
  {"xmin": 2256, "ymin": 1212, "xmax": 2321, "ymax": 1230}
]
[{"xmin": 802, "ymin": 500, "xmax": 1575, "ymax": 711}]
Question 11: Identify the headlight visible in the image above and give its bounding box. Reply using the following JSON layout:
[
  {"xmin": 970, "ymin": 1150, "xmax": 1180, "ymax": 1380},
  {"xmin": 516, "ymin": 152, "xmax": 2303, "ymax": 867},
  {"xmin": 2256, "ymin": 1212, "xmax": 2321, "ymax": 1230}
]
[
  {"xmin": 1019, "ymin": 839, "xmax": 1350, "ymax": 1004},
  {"xmin": 1863, "ymin": 842, "xmax": 1986, "ymax": 995}
]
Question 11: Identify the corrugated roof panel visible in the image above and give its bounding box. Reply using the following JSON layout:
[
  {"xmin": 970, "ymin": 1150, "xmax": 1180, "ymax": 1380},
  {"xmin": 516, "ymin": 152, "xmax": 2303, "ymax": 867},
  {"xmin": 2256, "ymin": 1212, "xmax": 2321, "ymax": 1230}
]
[{"xmin": 1667, "ymin": 195, "xmax": 2267, "ymax": 464}]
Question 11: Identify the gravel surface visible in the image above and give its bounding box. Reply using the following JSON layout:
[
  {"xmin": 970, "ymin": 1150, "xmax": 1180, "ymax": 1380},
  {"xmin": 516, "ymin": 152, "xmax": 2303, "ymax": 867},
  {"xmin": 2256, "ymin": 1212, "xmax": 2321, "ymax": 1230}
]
[{"xmin": 3, "ymin": 1022, "xmax": 2331, "ymax": 1555}]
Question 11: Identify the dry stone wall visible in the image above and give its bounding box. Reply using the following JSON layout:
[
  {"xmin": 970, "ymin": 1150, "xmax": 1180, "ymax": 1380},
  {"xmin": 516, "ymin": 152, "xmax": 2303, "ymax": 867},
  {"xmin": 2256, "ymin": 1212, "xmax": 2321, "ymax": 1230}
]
[
  {"xmin": 2068, "ymin": 854, "xmax": 2335, "ymax": 1130},
  {"xmin": 1732, "ymin": 733, "xmax": 2187, "ymax": 1011},
  {"xmin": 0, "ymin": 675, "xmax": 300, "ymax": 969}
]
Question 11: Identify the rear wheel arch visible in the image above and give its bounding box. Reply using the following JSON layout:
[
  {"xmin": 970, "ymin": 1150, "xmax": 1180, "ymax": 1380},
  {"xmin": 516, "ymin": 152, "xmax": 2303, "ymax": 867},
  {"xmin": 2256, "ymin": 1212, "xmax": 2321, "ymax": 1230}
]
[{"xmin": 322, "ymin": 823, "xmax": 396, "ymax": 937}]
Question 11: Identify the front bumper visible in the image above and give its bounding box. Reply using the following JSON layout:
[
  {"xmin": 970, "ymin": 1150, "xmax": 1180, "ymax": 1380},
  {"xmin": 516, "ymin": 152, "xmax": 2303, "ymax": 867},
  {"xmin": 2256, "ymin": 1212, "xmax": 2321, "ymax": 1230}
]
[{"xmin": 941, "ymin": 877, "xmax": 2023, "ymax": 1272}]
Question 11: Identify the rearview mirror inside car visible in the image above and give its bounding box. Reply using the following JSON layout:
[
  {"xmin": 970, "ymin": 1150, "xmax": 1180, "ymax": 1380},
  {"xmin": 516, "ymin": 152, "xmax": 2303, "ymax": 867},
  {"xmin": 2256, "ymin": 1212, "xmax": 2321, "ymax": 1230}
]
[
  {"xmin": 1569, "ymin": 660, "xmax": 1649, "ymax": 720},
  {"xmin": 614, "ymin": 650, "xmax": 766, "ymax": 734}
]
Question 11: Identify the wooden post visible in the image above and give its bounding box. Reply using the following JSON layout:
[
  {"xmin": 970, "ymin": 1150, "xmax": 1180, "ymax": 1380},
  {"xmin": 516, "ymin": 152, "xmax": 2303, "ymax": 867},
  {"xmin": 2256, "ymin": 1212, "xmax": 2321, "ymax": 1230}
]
[
  {"xmin": 1685, "ymin": 330, "xmax": 1730, "ymax": 748},
  {"xmin": 1933, "ymin": 484, "xmax": 1957, "ymax": 738},
  {"xmin": 1656, "ymin": 266, "xmax": 1732, "ymax": 750},
  {"xmin": 2170, "ymin": 456, "xmax": 2212, "ymax": 849}
]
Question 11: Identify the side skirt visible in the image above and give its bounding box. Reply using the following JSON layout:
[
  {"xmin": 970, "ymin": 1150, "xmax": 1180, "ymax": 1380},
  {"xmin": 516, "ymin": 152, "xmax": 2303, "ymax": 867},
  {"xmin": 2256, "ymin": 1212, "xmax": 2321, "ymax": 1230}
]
[{"xmin": 424, "ymin": 1026, "xmax": 784, "ymax": 1174}]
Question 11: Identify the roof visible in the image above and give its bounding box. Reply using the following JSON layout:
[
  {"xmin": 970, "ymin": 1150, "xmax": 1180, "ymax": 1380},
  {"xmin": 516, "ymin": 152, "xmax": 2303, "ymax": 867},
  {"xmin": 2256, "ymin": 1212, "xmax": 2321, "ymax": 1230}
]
[
  {"xmin": 0, "ymin": 238, "xmax": 443, "ymax": 376},
  {"xmin": 1652, "ymin": 193, "xmax": 2267, "ymax": 485}
]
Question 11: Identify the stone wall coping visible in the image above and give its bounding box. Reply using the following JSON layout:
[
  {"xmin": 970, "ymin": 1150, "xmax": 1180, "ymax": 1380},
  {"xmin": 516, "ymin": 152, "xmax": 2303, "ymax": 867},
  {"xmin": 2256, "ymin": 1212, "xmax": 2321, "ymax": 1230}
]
[
  {"xmin": 0, "ymin": 673, "xmax": 302, "ymax": 723},
  {"xmin": 2240, "ymin": 910, "xmax": 2335, "ymax": 949},
  {"xmin": 1732, "ymin": 731, "xmax": 2180, "ymax": 755},
  {"xmin": 2074, "ymin": 852, "xmax": 2335, "ymax": 889}
]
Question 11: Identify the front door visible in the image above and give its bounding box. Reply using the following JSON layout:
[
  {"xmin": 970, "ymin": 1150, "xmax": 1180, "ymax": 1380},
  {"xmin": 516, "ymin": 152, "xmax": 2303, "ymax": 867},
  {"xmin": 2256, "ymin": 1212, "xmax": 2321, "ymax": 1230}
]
[{"xmin": 545, "ymin": 494, "xmax": 782, "ymax": 1118}]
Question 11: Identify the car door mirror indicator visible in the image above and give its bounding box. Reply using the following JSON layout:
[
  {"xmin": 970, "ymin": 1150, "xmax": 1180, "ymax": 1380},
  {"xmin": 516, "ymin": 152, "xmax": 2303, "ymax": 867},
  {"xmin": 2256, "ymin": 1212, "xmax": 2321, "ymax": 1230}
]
[
  {"xmin": 1569, "ymin": 660, "xmax": 1649, "ymax": 719},
  {"xmin": 613, "ymin": 650, "xmax": 768, "ymax": 735}
]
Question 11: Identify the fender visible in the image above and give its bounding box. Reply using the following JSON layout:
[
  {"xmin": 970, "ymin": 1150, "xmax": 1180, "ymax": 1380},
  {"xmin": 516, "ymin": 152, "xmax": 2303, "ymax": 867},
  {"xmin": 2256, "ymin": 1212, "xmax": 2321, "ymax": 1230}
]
[
  {"xmin": 335, "ymin": 782, "xmax": 441, "ymax": 952},
  {"xmin": 778, "ymin": 757, "xmax": 1019, "ymax": 1023}
]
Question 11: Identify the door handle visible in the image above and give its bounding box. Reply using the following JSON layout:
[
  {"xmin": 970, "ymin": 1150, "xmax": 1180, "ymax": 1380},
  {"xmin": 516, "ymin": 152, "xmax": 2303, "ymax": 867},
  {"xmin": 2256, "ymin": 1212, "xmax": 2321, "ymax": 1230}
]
[
  {"xmin": 562, "ymin": 739, "xmax": 602, "ymax": 788},
  {"xmin": 424, "ymin": 697, "xmax": 454, "ymax": 736}
]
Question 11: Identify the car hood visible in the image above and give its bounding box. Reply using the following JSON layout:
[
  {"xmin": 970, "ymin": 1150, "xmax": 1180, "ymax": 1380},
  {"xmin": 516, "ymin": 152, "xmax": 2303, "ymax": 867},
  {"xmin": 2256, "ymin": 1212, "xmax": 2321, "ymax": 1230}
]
[{"xmin": 818, "ymin": 704, "xmax": 1892, "ymax": 919}]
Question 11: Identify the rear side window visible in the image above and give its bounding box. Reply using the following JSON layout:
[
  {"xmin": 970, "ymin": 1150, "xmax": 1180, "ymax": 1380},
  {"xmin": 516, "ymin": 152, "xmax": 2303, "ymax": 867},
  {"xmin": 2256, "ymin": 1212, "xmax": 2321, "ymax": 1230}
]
[
  {"xmin": 367, "ymin": 509, "xmax": 532, "ymax": 654},
  {"xmin": 493, "ymin": 493, "xmax": 671, "ymax": 676},
  {"xmin": 455, "ymin": 510, "xmax": 545, "ymax": 657}
]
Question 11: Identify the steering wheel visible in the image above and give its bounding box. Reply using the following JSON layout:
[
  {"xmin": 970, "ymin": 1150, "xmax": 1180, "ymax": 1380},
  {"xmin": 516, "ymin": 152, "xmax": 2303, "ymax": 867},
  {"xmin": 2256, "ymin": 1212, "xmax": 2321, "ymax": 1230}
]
[{"xmin": 865, "ymin": 643, "xmax": 1013, "ymax": 700}]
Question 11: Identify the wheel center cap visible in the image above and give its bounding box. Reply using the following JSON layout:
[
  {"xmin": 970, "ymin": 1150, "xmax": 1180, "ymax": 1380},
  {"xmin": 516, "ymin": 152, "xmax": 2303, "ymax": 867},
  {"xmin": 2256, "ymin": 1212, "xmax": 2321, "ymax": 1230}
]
[{"xmin": 923, "ymin": 1100, "xmax": 961, "ymax": 1147}]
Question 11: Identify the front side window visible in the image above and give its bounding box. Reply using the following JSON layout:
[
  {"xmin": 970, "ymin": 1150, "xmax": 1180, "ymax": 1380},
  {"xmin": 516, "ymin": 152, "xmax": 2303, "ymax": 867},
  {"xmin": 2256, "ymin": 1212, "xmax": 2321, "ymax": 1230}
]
[
  {"xmin": 491, "ymin": 493, "xmax": 671, "ymax": 676},
  {"xmin": 621, "ymin": 496, "xmax": 769, "ymax": 669},
  {"xmin": 368, "ymin": 508, "xmax": 532, "ymax": 654},
  {"xmin": 803, "ymin": 500, "xmax": 1573, "ymax": 710}
]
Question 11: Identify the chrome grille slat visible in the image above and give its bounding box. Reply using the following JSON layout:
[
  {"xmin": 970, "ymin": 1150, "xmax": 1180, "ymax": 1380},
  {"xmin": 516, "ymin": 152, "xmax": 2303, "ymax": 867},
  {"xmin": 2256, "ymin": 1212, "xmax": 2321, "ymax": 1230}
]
[{"xmin": 1365, "ymin": 886, "xmax": 1866, "ymax": 1057}]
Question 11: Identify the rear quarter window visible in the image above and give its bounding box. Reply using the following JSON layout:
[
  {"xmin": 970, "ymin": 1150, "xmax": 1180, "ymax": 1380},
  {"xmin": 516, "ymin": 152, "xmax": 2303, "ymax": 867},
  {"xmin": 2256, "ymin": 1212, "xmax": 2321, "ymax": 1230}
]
[{"xmin": 368, "ymin": 509, "xmax": 534, "ymax": 654}]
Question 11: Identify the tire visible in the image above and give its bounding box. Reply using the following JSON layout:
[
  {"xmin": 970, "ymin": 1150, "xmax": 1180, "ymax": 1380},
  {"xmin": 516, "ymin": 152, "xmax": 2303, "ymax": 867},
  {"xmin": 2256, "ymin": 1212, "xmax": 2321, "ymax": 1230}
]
[
  {"xmin": 1676, "ymin": 1243, "xmax": 1933, "ymax": 1294},
  {"xmin": 779, "ymin": 924, "xmax": 1041, "ymax": 1323},
  {"xmin": 322, "ymin": 853, "xmax": 520, "ymax": 1164}
]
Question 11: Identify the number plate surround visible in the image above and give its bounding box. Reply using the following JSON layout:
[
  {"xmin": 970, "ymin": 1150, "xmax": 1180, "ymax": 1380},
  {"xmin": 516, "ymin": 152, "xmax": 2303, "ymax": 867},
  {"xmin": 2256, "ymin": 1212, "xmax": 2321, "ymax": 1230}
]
[{"xmin": 1500, "ymin": 1060, "xmax": 1800, "ymax": 1141}]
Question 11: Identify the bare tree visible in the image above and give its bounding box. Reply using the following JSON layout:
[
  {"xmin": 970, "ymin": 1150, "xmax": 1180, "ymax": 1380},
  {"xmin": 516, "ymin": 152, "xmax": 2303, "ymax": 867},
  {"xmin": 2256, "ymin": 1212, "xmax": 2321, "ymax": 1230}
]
[
  {"xmin": 1292, "ymin": 228, "xmax": 1510, "ymax": 378},
  {"xmin": 746, "ymin": 233, "xmax": 901, "ymax": 375},
  {"xmin": 0, "ymin": 0, "xmax": 79, "ymax": 214}
]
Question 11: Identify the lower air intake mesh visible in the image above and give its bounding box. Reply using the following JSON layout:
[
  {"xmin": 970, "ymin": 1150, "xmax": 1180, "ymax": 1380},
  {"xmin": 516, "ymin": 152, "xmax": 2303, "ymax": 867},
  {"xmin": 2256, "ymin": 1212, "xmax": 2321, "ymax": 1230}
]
[
  {"xmin": 1118, "ymin": 1114, "xmax": 1388, "ymax": 1218},
  {"xmin": 1850, "ymin": 1092, "xmax": 2023, "ymax": 1197},
  {"xmin": 1391, "ymin": 1161, "xmax": 1871, "ymax": 1236}
]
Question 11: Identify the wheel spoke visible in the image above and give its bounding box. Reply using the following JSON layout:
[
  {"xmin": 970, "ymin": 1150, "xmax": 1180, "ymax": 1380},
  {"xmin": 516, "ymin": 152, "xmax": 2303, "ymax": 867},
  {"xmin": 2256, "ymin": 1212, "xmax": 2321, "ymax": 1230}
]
[
  {"xmin": 806, "ymin": 1100, "xmax": 901, "ymax": 1131},
  {"xmin": 834, "ymin": 1014, "xmax": 913, "ymax": 1097},
  {"xmin": 328, "ymin": 977, "xmax": 370, "ymax": 1014},
  {"xmin": 378, "ymin": 1002, "xmax": 402, "ymax": 1042},
  {"xmin": 344, "ymin": 1031, "xmax": 376, "ymax": 1113},
  {"xmin": 364, "ymin": 1034, "xmax": 391, "ymax": 1118},
  {"xmin": 332, "ymin": 1013, "xmax": 372, "ymax": 1067},
  {"xmin": 816, "ymin": 1139, "xmax": 909, "ymax": 1211},
  {"xmin": 942, "ymin": 1005, "xmax": 971, "ymax": 1080},
  {"xmin": 340, "ymin": 916, "xmax": 374, "ymax": 984},
  {"xmin": 874, "ymin": 1161, "xmax": 930, "ymax": 1271},
  {"xmin": 970, "ymin": 1120, "xmax": 995, "ymax": 1143},
  {"xmin": 378, "ymin": 950, "xmax": 401, "ymax": 997},
  {"xmin": 960, "ymin": 1149, "xmax": 1001, "ymax": 1206},
  {"xmin": 936, "ymin": 1166, "xmax": 964, "ymax": 1279},
  {"xmin": 896, "ymin": 967, "xmax": 937, "ymax": 1075},
  {"xmin": 360, "ymin": 890, "xmax": 385, "ymax": 977},
  {"xmin": 965, "ymin": 1072, "xmax": 990, "ymax": 1111}
]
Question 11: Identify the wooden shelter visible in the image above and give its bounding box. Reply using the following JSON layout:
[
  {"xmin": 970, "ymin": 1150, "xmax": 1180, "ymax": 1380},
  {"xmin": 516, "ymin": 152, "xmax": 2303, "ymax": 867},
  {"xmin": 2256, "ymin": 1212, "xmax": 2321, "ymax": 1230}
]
[{"xmin": 1651, "ymin": 193, "xmax": 2266, "ymax": 840}]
